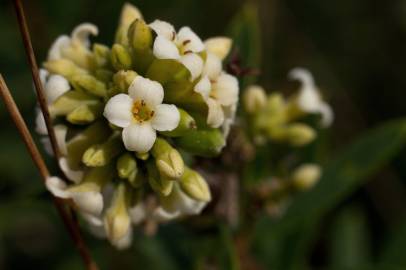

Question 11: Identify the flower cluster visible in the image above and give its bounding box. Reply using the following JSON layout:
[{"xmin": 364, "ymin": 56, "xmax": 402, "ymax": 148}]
[
  {"xmin": 242, "ymin": 68, "xmax": 333, "ymax": 146},
  {"xmin": 36, "ymin": 3, "xmax": 239, "ymax": 249}
]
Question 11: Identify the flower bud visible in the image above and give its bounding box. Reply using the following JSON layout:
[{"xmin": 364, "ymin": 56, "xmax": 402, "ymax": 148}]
[
  {"xmin": 127, "ymin": 19, "xmax": 154, "ymax": 73},
  {"xmin": 146, "ymin": 161, "xmax": 174, "ymax": 196},
  {"xmin": 113, "ymin": 70, "xmax": 137, "ymax": 92},
  {"xmin": 117, "ymin": 153, "xmax": 141, "ymax": 188},
  {"xmin": 66, "ymin": 103, "xmax": 103, "ymax": 124},
  {"xmin": 71, "ymin": 74, "xmax": 108, "ymax": 98},
  {"xmin": 151, "ymin": 138, "xmax": 184, "ymax": 179},
  {"xmin": 160, "ymin": 109, "xmax": 196, "ymax": 137},
  {"xmin": 146, "ymin": 59, "xmax": 190, "ymax": 84},
  {"xmin": 60, "ymin": 41, "xmax": 93, "ymax": 69},
  {"xmin": 291, "ymin": 164, "xmax": 321, "ymax": 190},
  {"xmin": 286, "ymin": 123, "xmax": 316, "ymax": 146},
  {"xmin": 179, "ymin": 167, "xmax": 211, "ymax": 202},
  {"xmin": 104, "ymin": 183, "xmax": 131, "ymax": 243},
  {"xmin": 243, "ymin": 85, "xmax": 267, "ymax": 114},
  {"xmin": 92, "ymin": 43, "xmax": 111, "ymax": 68},
  {"xmin": 111, "ymin": 44, "xmax": 133, "ymax": 71},
  {"xmin": 119, "ymin": 3, "xmax": 143, "ymax": 29},
  {"xmin": 82, "ymin": 133, "xmax": 124, "ymax": 167},
  {"xmin": 95, "ymin": 68, "xmax": 114, "ymax": 83},
  {"xmin": 49, "ymin": 90, "xmax": 99, "ymax": 117},
  {"xmin": 44, "ymin": 59, "xmax": 88, "ymax": 79},
  {"xmin": 175, "ymin": 129, "xmax": 226, "ymax": 157},
  {"xmin": 204, "ymin": 37, "xmax": 232, "ymax": 60}
]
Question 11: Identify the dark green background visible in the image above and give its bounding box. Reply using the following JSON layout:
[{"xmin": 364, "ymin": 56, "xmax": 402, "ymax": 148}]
[{"xmin": 0, "ymin": 0, "xmax": 405, "ymax": 269}]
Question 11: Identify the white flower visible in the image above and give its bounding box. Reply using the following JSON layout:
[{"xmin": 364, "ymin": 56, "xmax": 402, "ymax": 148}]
[
  {"xmin": 35, "ymin": 69, "xmax": 70, "ymax": 135},
  {"xmin": 149, "ymin": 20, "xmax": 205, "ymax": 80},
  {"xmin": 204, "ymin": 37, "xmax": 232, "ymax": 61},
  {"xmin": 46, "ymin": 176, "xmax": 103, "ymax": 216},
  {"xmin": 288, "ymin": 68, "xmax": 333, "ymax": 127},
  {"xmin": 104, "ymin": 76, "xmax": 180, "ymax": 153},
  {"xmin": 194, "ymin": 52, "xmax": 239, "ymax": 131},
  {"xmin": 162, "ymin": 183, "xmax": 207, "ymax": 216},
  {"xmin": 48, "ymin": 23, "xmax": 98, "ymax": 61}
]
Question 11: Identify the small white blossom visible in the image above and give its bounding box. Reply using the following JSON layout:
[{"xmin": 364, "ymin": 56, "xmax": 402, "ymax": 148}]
[
  {"xmin": 149, "ymin": 20, "xmax": 205, "ymax": 80},
  {"xmin": 289, "ymin": 68, "xmax": 333, "ymax": 127},
  {"xmin": 104, "ymin": 76, "xmax": 180, "ymax": 153},
  {"xmin": 204, "ymin": 37, "xmax": 232, "ymax": 60}
]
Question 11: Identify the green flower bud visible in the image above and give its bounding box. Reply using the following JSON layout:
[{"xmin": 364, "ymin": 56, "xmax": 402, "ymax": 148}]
[
  {"xmin": 44, "ymin": 59, "xmax": 88, "ymax": 80},
  {"xmin": 92, "ymin": 43, "xmax": 111, "ymax": 69},
  {"xmin": 179, "ymin": 167, "xmax": 211, "ymax": 202},
  {"xmin": 61, "ymin": 41, "xmax": 93, "ymax": 69},
  {"xmin": 49, "ymin": 90, "xmax": 99, "ymax": 117},
  {"xmin": 94, "ymin": 69, "xmax": 114, "ymax": 83},
  {"xmin": 66, "ymin": 121, "xmax": 111, "ymax": 169},
  {"xmin": 146, "ymin": 160, "xmax": 173, "ymax": 196},
  {"xmin": 291, "ymin": 164, "xmax": 321, "ymax": 190},
  {"xmin": 104, "ymin": 183, "xmax": 131, "ymax": 243},
  {"xmin": 117, "ymin": 153, "xmax": 141, "ymax": 188},
  {"xmin": 243, "ymin": 85, "xmax": 267, "ymax": 114},
  {"xmin": 151, "ymin": 138, "xmax": 184, "ymax": 180},
  {"xmin": 286, "ymin": 123, "xmax": 316, "ymax": 146},
  {"xmin": 71, "ymin": 74, "xmax": 108, "ymax": 98},
  {"xmin": 135, "ymin": 152, "xmax": 149, "ymax": 161},
  {"xmin": 160, "ymin": 109, "xmax": 197, "ymax": 137},
  {"xmin": 66, "ymin": 103, "xmax": 103, "ymax": 125},
  {"xmin": 82, "ymin": 133, "xmax": 124, "ymax": 167},
  {"xmin": 127, "ymin": 19, "xmax": 154, "ymax": 73},
  {"xmin": 115, "ymin": 3, "xmax": 143, "ymax": 46},
  {"xmin": 175, "ymin": 129, "xmax": 225, "ymax": 157},
  {"xmin": 111, "ymin": 44, "xmax": 133, "ymax": 71},
  {"xmin": 113, "ymin": 70, "xmax": 137, "ymax": 92},
  {"xmin": 146, "ymin": 59, "xmax": 190, "ymax": 85}
]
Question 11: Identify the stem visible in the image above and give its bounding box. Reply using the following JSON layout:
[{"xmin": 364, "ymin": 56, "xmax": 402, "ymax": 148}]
[
  {"xmin": 12, "ymin": 0, "xmax": 61, "ymax": 159},
  {"xmin": 0, "ymin": 75, "xmax": 99, "ymax": 270}
]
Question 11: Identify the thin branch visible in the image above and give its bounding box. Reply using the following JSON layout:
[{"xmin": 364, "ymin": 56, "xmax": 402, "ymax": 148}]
[
  {"xmin": 0, "ymin": 75, "xmax": 99, "ymax": 270},
  {"xmin": 12, "ymin": 0, "xmax": 61, "ymax": 159}
]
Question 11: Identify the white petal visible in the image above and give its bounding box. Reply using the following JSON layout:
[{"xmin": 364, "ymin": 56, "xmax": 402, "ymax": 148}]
[
  {"xmin": 177, "ymin": 26, "xmax": 205, "ymax": 53},
  {"xmin": 149, "ymin": 20, "xmax": 176, "ymax": 40},
  {"xmin": 164, "ymin": 184, "xmax": 207, "ymax": 215},
  {"xmin": 318, "ymin": 103, "xmax": 334, "ymax": 127},
  {"xmin": 213, "ymin": 73, "xmax": 239, "ymax": 106},
  {"xmin": 194, "ymin": 76, "xmax": 211, "ymax": 100},
  {"xmin": 288, "ymin": 67, "xmax": 316, "ymax": 90},
  {"xmin": 122, "ymin": 123, "xmax": 156, "ymax": 153},
  {"xmin": 297, "ymin": 87, "xmax": 322, "ymax": 113},
  {"xmin": 222, "ymin": 104, "xmax": 237, "ymax": 138},
  {"xmin": 206, "ymin": 98, "xmax": 224, "ymax": 128},
  {"xmin": 71, "ymin": 191, "xmax": 103, "ymax": 216},
  {"xmin": 204, "ymin": 37, "xmax": 232, "ymax": 60},
  {"xmin": 203, "ymin": 53, "xmax": 222, "ymax": 80},
  {"xmin": 128, "ymin": 76, "xmax": 164, "ymax": 107},
  {"xmin": 47, "ymin": 35, "xmax": 71, "ymax": 60},
  {"xmin": 39, "ymin": 69, "xmax": 49, "ymax": 85},
  {"xmin": 46, "ymin": 176, "xmax": 69, "ymax": 198},
  {"xmin": 71, "ymin": 23, "xmax": 98, "ymax": 47},
  {"xmin": 103, "ymin": 94, "xmax": 133, "ymax": 128},
  {"xmin": 129, "ymin": 203, "xmax": 146, "ymax": 224},
  {"xmin": 179, "ymin": 53, "xmax": 203, "ymax": 81},
  {"xmin": 153, "ymin": 36, "xmax": 180, "ymax": 59},
  {"xmin": 152, "ymin": 207, "xmax": 180, "ymax": 222},
  {"xmin": 86, "ymin": 222, "xmax": 106, "ymax": 239},
  {"xmin": 54, "ymin": 124, "xmax": 68, "ymax": 156},
  {"xmin": 44, "ymin": 75, "xmax": 70, "ymax": 103},
  {"xmin": 151, "ymin": 104, "xmax": 180, "ymax": 131},
  {"xmin": 59, "ymin": 157, "xmax": 84, "ymax": 183},
  {"xmin": 40, "ymin": 137, "xmax": 53, "ymax": 156},
  {"xmin": 81, "ymin": 212, "xmax": 103, "ymax": 227},
  {"xmin": 35, "ymin": 108, "xmax": 48, "ymax": 135}
]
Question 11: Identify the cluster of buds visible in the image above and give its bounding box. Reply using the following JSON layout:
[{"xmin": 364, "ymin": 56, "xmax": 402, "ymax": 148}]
[
  {"xmin": 243, "ymin": 68, "xmax": 333, "ymax": 146},
  {"xmin": 35, "ymin": 3, "xmax": 239, "ymax": 249}
]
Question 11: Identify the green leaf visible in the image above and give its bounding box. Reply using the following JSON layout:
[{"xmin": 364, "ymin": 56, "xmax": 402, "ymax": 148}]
[{"xmin": 379, "ymin": 217, "xmax": 406, "ymax": 268}]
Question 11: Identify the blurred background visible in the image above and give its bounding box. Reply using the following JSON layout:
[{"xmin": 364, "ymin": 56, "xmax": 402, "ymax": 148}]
[{"xmin": 0, "ymin": 0, "xmax": 406, "ymax": 269}]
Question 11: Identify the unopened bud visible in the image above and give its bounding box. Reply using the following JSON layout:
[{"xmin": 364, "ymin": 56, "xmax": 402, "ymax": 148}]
[
  {"xmin": 92, "ymin": 43, "xmax": 111, "ymax": 68},
  {"xmin": 287, "ymin": 123, "xmax": 316, "ymax": 146},
  {"xmin": 71, "ymin": 74, "xmax": 108, "ymax": 98},
  {"xmin": 82, "ymin": 133, "xmax": 124, "ymax": 167},
  {"xmin": 128, "ymin": 19, "xmax": 154, "ymax": 73},
  {"xmin": 175, "ymin": 129, "xmax": 225, "ymax": 157},
  {"xmin": 243, "ymin": 85, "xmax": 267, "ymax": 114},
  {"xmin": 119, "ymin": 3, "xmax": 143, "ymax": 28},
  {"xmin": 49, "ymin": 90, "xmax": 99, "ymax": 117},
  {"xmin": 66, "ymin": 103, "xmax": 103, "ymax": 124},
  {"xmin": 117, "ymin": 153, "xmax": 141, "ymax": 188},
  {"xmin": 146, "ymin": 161, "xmax": 174, "ymax": 196},
  {"xmin": 44, "ymin": 59, "xmax": 88, "ymax": 79},
  {"xmin": 111, "ymin": 44, "xmax": 133, "ymax": 71},
  {"xmin": 179, "ymin": 167, "xmax": 211, "ymax": 202},
  {"xmin": 113, "ymin": 70, "xmax": 137, "ymax": 92},
  {"xmin": 291, "ymin": 164, "xmax": 321, "ymax": 190},
  {"xmin": 104, "ymin": 183, "xmax": 131, "ymax": 242},
  {"xmin": 151, "ymin": 138, "xmax": 184, "ymax": 179},
  {"xmin": 204, "ymin": 37, "xmax": 232, "ymax": 60}
]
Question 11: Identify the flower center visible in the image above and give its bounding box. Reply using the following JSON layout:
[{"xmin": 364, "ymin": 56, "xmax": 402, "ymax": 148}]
[{"xmin": 131, "ymin": 100, "xmax": 154, "ymax": 123}]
